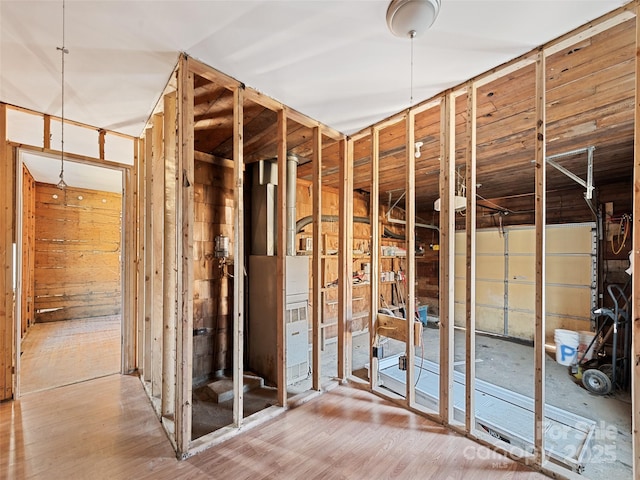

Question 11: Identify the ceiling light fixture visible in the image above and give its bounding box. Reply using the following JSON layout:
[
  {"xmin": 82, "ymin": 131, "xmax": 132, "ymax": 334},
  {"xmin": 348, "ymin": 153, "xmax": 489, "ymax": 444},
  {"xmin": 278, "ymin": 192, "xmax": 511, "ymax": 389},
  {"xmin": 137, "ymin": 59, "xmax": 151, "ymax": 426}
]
[
  {"xmin": 56, "ymin": 0, "xmax": 69, "ymax": 190},
  {"xmin": 386, "ymin": 0, "xmax": 441, "ymax": 107},
  {"xmin": 386, "ymin": 0, "xmax": 441, "ymax": 38}
]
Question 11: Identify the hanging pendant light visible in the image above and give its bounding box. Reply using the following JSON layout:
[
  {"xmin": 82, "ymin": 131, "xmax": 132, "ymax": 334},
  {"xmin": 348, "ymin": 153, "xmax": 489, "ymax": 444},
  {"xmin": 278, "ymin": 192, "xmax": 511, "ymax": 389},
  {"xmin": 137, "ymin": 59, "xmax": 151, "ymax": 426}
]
[
  {"xmin": 56, "ymin": 0, "xmax": 69, "ymax": 190},
  {"xmin": 386, "ymin": 0, "xmax": 441, "ymax": 107}
]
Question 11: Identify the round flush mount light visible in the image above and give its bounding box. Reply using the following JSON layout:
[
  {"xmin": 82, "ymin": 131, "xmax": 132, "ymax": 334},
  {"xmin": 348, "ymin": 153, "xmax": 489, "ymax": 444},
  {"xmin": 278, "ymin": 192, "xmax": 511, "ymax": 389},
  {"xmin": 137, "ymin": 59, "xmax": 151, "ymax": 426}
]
[{"xmin": 386, "ymin": 0, "xmax": 441, "ymax": 38}]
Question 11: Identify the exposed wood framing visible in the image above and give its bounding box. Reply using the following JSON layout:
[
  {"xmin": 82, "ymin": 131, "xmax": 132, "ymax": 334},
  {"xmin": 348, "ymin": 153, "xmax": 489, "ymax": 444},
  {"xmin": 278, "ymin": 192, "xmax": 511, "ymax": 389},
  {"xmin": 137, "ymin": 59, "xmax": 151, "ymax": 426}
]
[
  {"xmin": 533, "ymin": 51, "xmax": 547, "ymax": 466},
  {"xmin": 406, "ymin": 111, "xmax": 416, "ymax": 405},
  {"xmin": 632, "ymin": 7, "xmax": 640, "ymax": 478},
  {"xmin": 187, "ymin": 56, "xmax": 241, "ymax": 92},
  {"xmin": 10, "ymin": 143, "xmax": 127, "ymax": 172},
  {"xmin": 232, "ymin": 86, "xmax": 244, "ymax": 427},
  {"xmin": 136, "ymin": 137, "xmax": 146, "ymax": 374},
  {"xmin": 312, "ymin": 126, "xmax": 322, "ymax": 391},
  {"xmin": 0, "ymin": 103, "xmax": 13, "ymax": 400},
  {"xmin": 338, "ymin": 138, "xmax": 353, "ymax": 380},
  {"xmin": 151, "ymin": 113, "xmax": 165, "ymax": 401},
  {"xmin": 276, "ymin": 108, "xmax": 287, "ymax": 406},
  {"xmin": 465, "ymin": 85, "xmax": 477, "ymax": 433},
  {"xmin": 177, "ymin": 57, "xmax": 195, "ymax": 456},
  {"xmin": 43, "ymin": 114, "xmax": 51, "ymax": 149},
  {"xmin": 162, "ymin": 91, "xmax": 178, "ymax": 419},
  {"xmin": 439, "ymin": 93, "xmax": 456, "ymax": 424},
  {"xmin": 123, "ymin": 153, "xmax": 136, "ymax": 374},
  {"xmin": 143, "ymin": 129, "xmax": 153, "ymax": 382},
  {"xmin": 370, "ymin": 127, "xmax": 380, "ymax": 390},
  {"xmin": 99, "ymin": 130, "xmax": 106, "ymax": 160}
]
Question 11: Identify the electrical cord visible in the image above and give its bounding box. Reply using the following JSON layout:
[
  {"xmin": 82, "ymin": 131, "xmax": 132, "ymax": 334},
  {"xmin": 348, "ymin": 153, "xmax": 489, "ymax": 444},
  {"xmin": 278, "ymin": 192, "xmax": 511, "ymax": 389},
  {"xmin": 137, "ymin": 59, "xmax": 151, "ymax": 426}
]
[{"xmin": 611, "ymin": 214, "xmax": 630, "ymax": 255}]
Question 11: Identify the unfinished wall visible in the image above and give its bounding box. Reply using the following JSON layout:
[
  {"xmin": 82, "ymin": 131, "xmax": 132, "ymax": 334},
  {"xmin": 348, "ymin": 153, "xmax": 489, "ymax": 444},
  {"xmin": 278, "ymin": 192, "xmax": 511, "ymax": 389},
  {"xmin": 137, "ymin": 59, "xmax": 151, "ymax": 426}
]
[
  {"xmin": 192, "ymin": 158, "xmax": 234, "ymax": 383},
  {"xmin": 21, "ymin": 165, "xmax": 36, "ymax": 336},
  {"xmin": 34, "ymin": 183, "xmax": 122, "ymax": 322}
]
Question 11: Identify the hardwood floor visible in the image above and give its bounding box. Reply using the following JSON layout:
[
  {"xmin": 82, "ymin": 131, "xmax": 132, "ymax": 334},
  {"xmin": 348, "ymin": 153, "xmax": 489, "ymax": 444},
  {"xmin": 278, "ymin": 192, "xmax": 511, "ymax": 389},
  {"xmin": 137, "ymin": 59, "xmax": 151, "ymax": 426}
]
[
  {"xmin": 19, "ymin": 316, "xmax": 120, "ymax": 394},
  {"xmin": 0, "ymin": 373, "xmax": 549, "ymax": 480}
]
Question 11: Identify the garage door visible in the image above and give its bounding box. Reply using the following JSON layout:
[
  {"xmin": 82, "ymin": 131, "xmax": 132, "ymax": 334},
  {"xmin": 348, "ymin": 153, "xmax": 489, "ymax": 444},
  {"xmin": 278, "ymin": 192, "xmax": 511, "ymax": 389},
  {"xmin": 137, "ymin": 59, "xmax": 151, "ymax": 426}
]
[{"xmin": 454, "ymin": 223, "xmax": 596, "ymax": 342}]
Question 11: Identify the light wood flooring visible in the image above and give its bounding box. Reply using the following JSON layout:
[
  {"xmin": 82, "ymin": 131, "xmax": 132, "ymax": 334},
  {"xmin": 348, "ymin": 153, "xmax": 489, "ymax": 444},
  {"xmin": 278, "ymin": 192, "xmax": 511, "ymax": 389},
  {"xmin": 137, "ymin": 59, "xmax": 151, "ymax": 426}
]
[
  {"xmin": 19, "ymin": 316, "xmax": 121, "ymax": 394},
  {"xmin": 0, "ymin": 373, "xmax": 549, "ymax": 480}
]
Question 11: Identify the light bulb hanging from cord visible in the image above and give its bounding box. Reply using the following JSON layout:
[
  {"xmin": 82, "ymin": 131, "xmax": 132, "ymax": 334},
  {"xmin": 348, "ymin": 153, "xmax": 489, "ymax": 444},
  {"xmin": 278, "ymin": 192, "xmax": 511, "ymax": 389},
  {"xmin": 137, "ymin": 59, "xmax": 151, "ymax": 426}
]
[{"xmin": 56, "ymin": 0, "xmax": 69, "ymax": 190}]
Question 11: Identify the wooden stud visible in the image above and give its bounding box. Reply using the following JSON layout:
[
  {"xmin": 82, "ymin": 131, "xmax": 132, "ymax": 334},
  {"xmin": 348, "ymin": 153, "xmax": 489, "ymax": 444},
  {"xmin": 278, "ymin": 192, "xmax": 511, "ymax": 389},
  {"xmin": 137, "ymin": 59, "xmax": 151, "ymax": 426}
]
[
  {"xmin": 631, "ymin": 8, "xmax": 640, "ymax": 478},
  {"xmin": 136, "ymin": 137, "xmax": 146, "ymax": 375},
  {"xmin": 439, "ymin": 92, "xmax": 455, "ymax": 424},
  {"xmin": 312, "ymin": 126, "xmax": 322, "ymax": 391},
  {"xmin": 150, "ymin": 112, "xmax": 165, "ymax": 402},
  {"xmin": 0, "ymin": 103, "xmax": 13, "ymax": 401},
  {"xmin": 232, "ymin": 86, "xmax": 244, "ymax": 427},
  {"xmin": 143, "ymin": 129, "xmax": 153, "ymax": 383},
  {"xmin": 465, "ymin": 84, "xmax": 477, "ymax": 433},
  {"xmin": 99, "ymin": 130, "xmax": 106, "ymax": 160},
  {"xmin": 43, "ymin": 114, "xmax": 51, "ymax": 150},
  {"xmin": 338, "ymin": 138, "xmax": 353, "ymax": 380},
  {"xmin": 177, "ymin": 58, "xmax": 195, "ymax": 456},
  {"xmin": 123, "ymin": 165, "xmax": 136, "ymax": 374},
  {"xmin": 533, "ymin": 50, "xmax": 547, "ymax": 467},
  {"xmin": 12, "ymin": 143, "xmax": 132, "ymax": 171},
  {"xmin": 406, "ymin": 111, "xmax": 416, "ymax": 405},
  {"xmin": 370, "ymin": 127, "xmax": 380, "ymax": 390},
  {"xmin": 162, "ymin": 91, "xmax": 178, "ymax": 419},
  {"xmin": 276, "ymin": 108, "xmax": 287, "ymax": 406}
]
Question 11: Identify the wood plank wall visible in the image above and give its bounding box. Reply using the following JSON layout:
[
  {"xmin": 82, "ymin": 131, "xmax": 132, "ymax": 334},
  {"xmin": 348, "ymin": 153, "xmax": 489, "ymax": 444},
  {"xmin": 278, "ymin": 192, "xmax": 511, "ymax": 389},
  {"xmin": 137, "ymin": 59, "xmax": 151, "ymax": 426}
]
[
  {"xmin": 192, "ymin": 159, "xmax": 234, "ymax": 383},
  {"xmin": 21, "ymin": 166, "xmax": 36, "ymax": 337},
  {"xmin": 33, "ymin": 183, "xmax": 122, "ymax": 322}
]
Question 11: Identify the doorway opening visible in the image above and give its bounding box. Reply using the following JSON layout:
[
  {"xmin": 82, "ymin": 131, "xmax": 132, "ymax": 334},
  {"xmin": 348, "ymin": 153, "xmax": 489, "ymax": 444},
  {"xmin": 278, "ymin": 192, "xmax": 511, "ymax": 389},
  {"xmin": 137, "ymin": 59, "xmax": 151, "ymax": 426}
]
[{"xmin": 16, "ymin": 150, "xmax": 124, "ymax": 395}]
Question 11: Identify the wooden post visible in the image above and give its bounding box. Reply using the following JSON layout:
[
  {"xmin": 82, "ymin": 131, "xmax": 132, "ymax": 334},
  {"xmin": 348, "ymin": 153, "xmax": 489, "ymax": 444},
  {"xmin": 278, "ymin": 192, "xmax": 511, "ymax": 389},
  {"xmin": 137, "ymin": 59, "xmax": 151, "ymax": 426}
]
[
  {"xmin": 370, "ymin": 127, "xmax": 380, "ymax": 390},
  {"xmin": 338, "ymin": 138, "xmax": 353, "ymax": 380},
  {"xmin": 631, "ymin": 8, "xmax": 640, "ymax": 477},
  {"xmin": 465, "ymin": 85, "xmax": 477, "ymax": 433},
  {"xmin": 312, "ymin": 126, "xmax": 322, "ymax": 391},
  {"xmin": 176, "ymin": 58, "xmax": 195, "ymax": 456},
  {"xmin": 150, "ymin": 113, "xmax": 165, "ymax": 402},
  {"xmin": 533, "ymin": 50, "xmax": 547, "ymax": 467},
  {"xmin": 123, "ymin": 162, "xmax": 136, "ymax": 374},
  {"xmin": 232, "ymin": 86, "xmax": 245, "ymax": 426},
  {"xmin": 406, "ymin": 111, "xmax": 416, "ymax": 404},
  {"xmin": 0, "ymin": 103, "xmax": 13, "ymax": 401},
  {"xmin": 136, "ymin": 137, "xmax": 146, "ymax": 374},
  {"xmin": 143, "ymin": 129, "xmax": 153, "ymax": 383},
  {"xmin": 43, "ymin": 114, "xmax": 51, "ymax": 150},
  {"xmin": 276, "ymin": 108, "xmax": 287, "ymax": 406},
  {"xmin": 439, "ymin": 92, "xmax": 455, "ymax": 424},
  {"xmin": 99, "ymin": 130, "xmax": 106, "ymax": 160},
  {"xmin": 162, "ymin": 91, "xmax": 178, "ymax": 419}
]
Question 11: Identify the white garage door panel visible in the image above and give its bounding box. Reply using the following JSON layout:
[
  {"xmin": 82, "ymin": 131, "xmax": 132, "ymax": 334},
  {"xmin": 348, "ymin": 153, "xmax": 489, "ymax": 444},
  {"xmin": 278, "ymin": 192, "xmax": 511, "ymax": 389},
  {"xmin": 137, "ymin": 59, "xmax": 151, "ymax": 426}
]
[
  {"xmin": 477, "ymin": 230, "xmax": 505, "ymax": 255},
  {"xmin": 546, "ymin": 225, "xmax": 593, "ymax": 254},
  {"xmin": 476, "ymin": 256, "xmax": 505, "ymax": 280},
  {"xmin": 546, "ymin": 285, "xmax": 592, "ymax": 317},
  {"xmin": 476, "ymin": 305, "xmax": 505, "ymax": 334},
  {"xmin": 546, "ymin": 256, "xmax": 593, "ymax": 285}
]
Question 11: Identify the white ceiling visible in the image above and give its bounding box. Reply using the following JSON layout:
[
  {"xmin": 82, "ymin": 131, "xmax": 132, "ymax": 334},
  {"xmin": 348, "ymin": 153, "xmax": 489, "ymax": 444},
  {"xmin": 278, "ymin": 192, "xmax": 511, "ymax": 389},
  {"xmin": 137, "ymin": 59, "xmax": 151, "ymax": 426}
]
[
  {"xmin": 21, "ymin": 151, "xmax": 123, "ymax": 193},
  {"xmin": 0, "ymin": 0, "xmax": 630, "ymax": 141}
]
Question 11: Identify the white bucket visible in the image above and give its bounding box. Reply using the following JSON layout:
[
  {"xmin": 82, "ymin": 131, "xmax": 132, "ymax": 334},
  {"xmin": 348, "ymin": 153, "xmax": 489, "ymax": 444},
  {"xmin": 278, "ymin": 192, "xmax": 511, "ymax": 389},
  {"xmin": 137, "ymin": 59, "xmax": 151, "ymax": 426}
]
[
  {"xmin": 554, "ymin": 329, "xmax": 580, "ymax": 366},
  {"xmin": 578, "ymin": 331, "xmax": 596, "ymax": 362}
]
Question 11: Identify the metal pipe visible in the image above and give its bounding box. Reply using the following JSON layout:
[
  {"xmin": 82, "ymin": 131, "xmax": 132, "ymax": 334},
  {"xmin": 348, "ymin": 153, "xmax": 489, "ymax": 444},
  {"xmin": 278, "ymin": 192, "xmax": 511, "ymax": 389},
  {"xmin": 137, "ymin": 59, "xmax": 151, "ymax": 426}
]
[{"xmin": 286, "ymin": 154, "xmax": 298, "ymax": 256}]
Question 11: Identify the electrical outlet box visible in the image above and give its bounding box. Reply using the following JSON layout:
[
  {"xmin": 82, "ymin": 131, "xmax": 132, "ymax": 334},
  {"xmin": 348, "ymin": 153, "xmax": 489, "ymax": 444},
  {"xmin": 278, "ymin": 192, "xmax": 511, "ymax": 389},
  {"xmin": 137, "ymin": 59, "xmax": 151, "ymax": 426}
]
[{"xmin": 398, "ymin": 355, "xmax": 407, "ymax": 371}]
